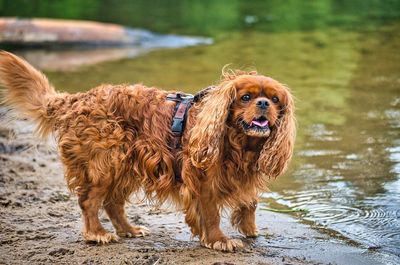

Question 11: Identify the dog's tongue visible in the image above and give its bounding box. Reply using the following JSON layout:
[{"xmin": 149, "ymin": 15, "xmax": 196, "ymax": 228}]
[{"xmin": 251, "ymin": 119, "xmax": 269, "ymax": 128}]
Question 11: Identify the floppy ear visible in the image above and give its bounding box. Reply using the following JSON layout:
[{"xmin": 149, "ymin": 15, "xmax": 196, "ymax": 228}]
[
  {"xmin": 257, "ymin": 85, "xmax": 296, "ymax": 178},
  {"xmin": 189, "ymin": 80, "xmax": 236, "ymax": 169}
]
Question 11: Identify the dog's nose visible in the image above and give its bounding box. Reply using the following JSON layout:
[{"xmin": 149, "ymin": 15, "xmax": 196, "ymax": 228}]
[{"xmin": 256, "ymin": 99, "xmax": 269, "ymax": 109}]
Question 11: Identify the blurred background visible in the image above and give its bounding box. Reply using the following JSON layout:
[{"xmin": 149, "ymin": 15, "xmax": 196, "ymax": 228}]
[{"xmin": 1, "ymin": 0, "xmax": 399, "ymax": 258}]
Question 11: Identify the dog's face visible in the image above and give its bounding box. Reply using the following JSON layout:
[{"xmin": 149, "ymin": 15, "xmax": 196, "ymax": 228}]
[
  {"xmin": 230, "ymin": 75, "xmax": 285, "ymax": 138},
  {"xmin": 189, "ymin": 71, "xmax": 295, "ymax": 177}
]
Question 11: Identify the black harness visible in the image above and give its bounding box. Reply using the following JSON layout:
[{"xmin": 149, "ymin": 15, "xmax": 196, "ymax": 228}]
[
  {"xmin": 166, "ymin": 93, "xmax": 195, "ymax": 149},
  {"xmin": 165, "ymin": 87, "xmax": 213, "ymax": 181}
]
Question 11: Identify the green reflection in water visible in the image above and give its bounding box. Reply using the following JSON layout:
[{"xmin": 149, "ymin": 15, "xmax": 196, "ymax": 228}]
[
  {"xmin": 267, "ymin": 23, "xmax": 400, "ymax": 255},
  {"xmin": 1, "ymin": 0, "xmax": 400, "ymax": 36}
]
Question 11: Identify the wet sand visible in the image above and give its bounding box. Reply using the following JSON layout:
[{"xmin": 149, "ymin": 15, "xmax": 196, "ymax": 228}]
[{"xmin": 0, "ymin": 109, "xmax": 396, "ymax": 265}]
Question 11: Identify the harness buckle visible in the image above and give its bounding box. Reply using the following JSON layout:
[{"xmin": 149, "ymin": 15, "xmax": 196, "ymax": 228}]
[{"xmin": 171, "ymin": 117, "xmax": 184, "ymax": 135}]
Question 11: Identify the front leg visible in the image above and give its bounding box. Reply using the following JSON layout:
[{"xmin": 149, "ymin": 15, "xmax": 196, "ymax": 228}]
[
  {"xmin": 181, "ymin": 163, "xmax": 243, "ymax": 252},
  {"xmin": 197, "ymin": 189, "xmax": 243, "ymax": 252},
  {"xmin": 231, "ymin": 200, "xmax": 258, "ymax": 237}
]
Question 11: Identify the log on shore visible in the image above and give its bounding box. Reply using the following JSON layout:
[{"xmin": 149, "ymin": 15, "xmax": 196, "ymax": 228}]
[{"xmin": 0, "ymin": 17, "xmax": 211, "ymax": 48}]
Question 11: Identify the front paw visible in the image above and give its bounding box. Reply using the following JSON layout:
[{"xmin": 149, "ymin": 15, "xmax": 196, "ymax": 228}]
[
  {"xmin": 243, "ymin": 229, "xmax": 258, "ymax": 238},
  {"xmin": 117, "ymin": 225, "xmax": 150, "ymax": 238},
  {"xmin": 202, "ymin": 238, "xmax": 244, "ymax": 252},
  {"xmin": 237, "ymin": 224, "xmax": 259, "ymax": 238},
  {"xmin": 83, "ymin": 231, "xmax": 119, "ymax": 244}
]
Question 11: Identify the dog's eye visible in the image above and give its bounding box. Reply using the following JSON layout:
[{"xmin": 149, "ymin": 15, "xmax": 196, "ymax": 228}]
[
  {"xmin": 241, "ymin": 94, "xmax": 251, "ymax": 102},
  {"xmin": 271, "ymin": 96, "xmax": 279, "ymax": 103}
]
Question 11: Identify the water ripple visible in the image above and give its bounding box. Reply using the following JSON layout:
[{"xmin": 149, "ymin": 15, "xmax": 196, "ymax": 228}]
[{"xmin": 266, "ymin": 189, "xmax": 400, "ymax": 253}]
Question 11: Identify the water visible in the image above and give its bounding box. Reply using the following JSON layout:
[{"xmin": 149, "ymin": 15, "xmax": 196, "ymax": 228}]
[{"xmin": 2, "ymin": 0, "xmax": 400, "ymax": 258}]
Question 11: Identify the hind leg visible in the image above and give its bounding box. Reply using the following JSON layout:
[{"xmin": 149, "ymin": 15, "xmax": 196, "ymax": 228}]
[
  {"xmin": 78, "ymin": 185, "xmax": 119, "ymax": 244},
  {"xmin": 104, "ymin": 198, "xmax": 149, "ymax": 238}
]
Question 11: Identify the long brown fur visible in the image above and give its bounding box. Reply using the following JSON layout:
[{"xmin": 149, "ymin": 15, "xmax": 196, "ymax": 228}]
[{"xmin": 0, "ymin": 51, "xmax": 295, "ymax": 251}]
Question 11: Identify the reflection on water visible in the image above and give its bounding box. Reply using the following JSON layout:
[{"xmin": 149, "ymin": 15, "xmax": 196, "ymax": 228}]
[
  {"xmin": 13, "ymin": 31, "xmax": 212, "ymax": 72},
  {"xmin": 266, "ymin": 24, "xmax": 400, "ymax": 256},
  {"xmin": 2, "ymin": 0, "xmax": 400, "ymax": 36},
  {"xmin": 3, "ymin": 0, "xmax": 400, "ymax": 259}
]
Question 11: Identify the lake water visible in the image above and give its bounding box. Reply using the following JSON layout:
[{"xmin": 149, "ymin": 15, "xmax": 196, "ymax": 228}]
[{"xmin": 2, "ymin": 0, "xmax": 399, "ymax": 258}]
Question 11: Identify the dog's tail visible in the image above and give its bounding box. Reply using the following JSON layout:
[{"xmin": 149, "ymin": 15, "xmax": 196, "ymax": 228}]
[{"xmin": 0, "ymin": 51, "xmax": 58, "ymax": 137}]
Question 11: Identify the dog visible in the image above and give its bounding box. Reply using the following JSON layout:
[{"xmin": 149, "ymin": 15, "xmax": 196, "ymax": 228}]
[{"xmin": 0, "ymin": 51, "xmax": 295, "ymax": 252}]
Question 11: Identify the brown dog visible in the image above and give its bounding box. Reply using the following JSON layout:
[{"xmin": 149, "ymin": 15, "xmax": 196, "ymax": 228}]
[{"xmin": 0, "ymin": 51, "xmax": 295, "ymax": 252}]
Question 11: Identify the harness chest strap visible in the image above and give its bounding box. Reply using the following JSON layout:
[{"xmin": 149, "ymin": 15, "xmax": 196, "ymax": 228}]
[
  {"xmin": 166, "ymin": 93, "xmax": 194, "ymax": 149},
  {"xmin": 165, "ymin": 87, "xmax": 214, "ymax": 181},
  {"xmin": 166, "ymin": 86, "xmax": 214, "ymax": 143}
]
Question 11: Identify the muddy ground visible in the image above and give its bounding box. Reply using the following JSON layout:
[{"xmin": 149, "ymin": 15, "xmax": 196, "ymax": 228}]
[{"xmin": 0, "ymin": 110, "xmax": 396, "ymax": 265}]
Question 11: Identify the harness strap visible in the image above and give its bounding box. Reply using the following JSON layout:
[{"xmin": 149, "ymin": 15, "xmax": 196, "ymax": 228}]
[
  {"xmin": 165, "ymin": 87, "xmax": 214, "ymax": 182},
  {"xmin": 166, "ymin": 93, "xmax": 193, "ymax": 182},
  {"xmin": 166, "ymin": 93, "xmax": 194, "ymax": 148}
]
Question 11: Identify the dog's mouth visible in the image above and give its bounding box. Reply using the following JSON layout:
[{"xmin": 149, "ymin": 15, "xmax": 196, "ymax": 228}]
[{"xmin": 241, "ymin": 116, "xmax": 271, "ymax": 137}]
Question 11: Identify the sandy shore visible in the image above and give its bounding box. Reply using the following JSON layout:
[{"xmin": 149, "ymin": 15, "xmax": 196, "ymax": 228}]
[{"xmin": 0, "ymin": 110, "xmax": 396, "ymax": 265}]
